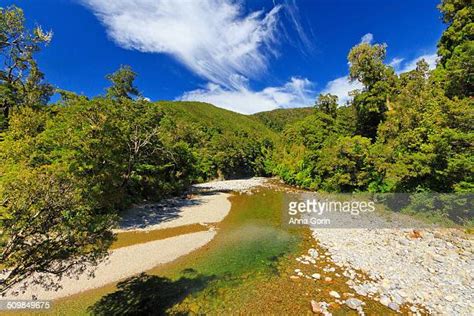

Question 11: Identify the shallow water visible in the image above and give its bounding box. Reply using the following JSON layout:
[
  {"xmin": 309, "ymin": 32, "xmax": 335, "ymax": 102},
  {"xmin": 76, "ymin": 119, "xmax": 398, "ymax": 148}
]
[{"xmin": 39, "ymin": 187, "xmax": 400, "ymax": 315}]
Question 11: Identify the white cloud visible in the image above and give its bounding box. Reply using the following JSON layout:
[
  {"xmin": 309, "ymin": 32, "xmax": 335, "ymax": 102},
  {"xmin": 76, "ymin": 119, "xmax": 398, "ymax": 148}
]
[
  {"xmin": 321, "ymin": 76, "xmax": 363, "ymax": 105},
  {"xmin": 398, "ymin": 53, "xmax": 437, "ymax": 73},
  {"xmin": 180, "ymin": 77, "xmax": 315, "ymax": 114},
  {"xmin": 81, "ymin": 0, "xmax": 282, "ymax": 89},
  {"xmin": 388, "ymin": 57, "xmax": 404, "ymax": 69},
  {"xmin": 322, "ymin": 53, "xmax": 438, "ymax": 105},
  {"xmin": 360, "ymin": 33, "xmax": 374, "ymax": 44},
  {"xmin": 282, "ymin": 0, "xmax": 315, "ymax": 54}
]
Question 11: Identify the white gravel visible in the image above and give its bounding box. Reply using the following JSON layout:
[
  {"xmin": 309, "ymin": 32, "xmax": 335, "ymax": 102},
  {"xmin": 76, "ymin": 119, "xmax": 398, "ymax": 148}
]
[
  {"xmin": 3, "ymin": 178, "xmax": 269, "ymax": 300},
  {"xmin": 8, "ymin": 231, "xmax": 216, "ymax": 300},
  {"xmin": 193, "ymin": 177, "xmax": 267, "ymax": 193},
  {"xmin": 311, "ymin": 226, "xmax": 474, "ymax": 315},
  {"xmin": 117, "ymin": 192, "xmax": 231, "ymax": 231}
]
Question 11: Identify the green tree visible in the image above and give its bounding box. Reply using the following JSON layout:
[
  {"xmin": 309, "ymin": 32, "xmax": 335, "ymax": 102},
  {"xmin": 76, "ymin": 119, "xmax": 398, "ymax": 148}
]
[
  {"xmin": 436, "ymin": 0, "xmax": 473, "ymax": 98},
  {"xmin": 316, "ymin": 135, "xmax": 373, "ymax": 192},
  {"xmin": 105, "ymin": 65, "xmax": 140, "ymax": 100},
  {"xmin": 315, "ymin": 93, "xmax": 338, "ymax": 118},
  {"xmin": 0, "ymin": 6, "xmax": 53, "ymax": 128},
  {"xmin": 0, "ymin": 168, "xmax": 115, "ymax": 294},
  {"xmin": 348, "ymin": 43, "xmax": 398, "ymax": 140},
  {"xmin": 373, "ymin": 60, "xmax": 473, "ymax": 192}
]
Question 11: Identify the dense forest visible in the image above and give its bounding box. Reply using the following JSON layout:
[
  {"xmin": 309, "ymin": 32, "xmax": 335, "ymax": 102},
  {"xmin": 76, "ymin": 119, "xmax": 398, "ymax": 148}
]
[{"xmin": 0, "ymin": 0, "xmax": 472, "ymax": 294}]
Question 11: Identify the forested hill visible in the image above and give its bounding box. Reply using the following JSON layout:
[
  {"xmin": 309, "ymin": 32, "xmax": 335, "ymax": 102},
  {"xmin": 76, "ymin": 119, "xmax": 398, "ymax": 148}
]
[
  {"xmin": 158, "ymin": 101, "xmax": 278, "ymax": 139},
  {"xmin": 252, "ymin": 107, "xmax": 313, "ymax": 132},
  {"xmin": 0, "ymin": 1, "xmax": 472, "ymax": 294}
]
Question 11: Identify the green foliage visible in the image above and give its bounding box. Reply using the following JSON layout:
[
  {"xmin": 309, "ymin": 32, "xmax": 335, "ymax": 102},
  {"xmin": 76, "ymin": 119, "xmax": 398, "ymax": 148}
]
[
  {"xmin": 0, "ymin": 93, "xmax": 201, "ymax": 292},
  {"xmin": 157, "ymin": 101, "xmax": 277, "ymax": 180},
  {"xmin": 348, "ymin": 42, "xmax": 398, "ymax": 140},
  {"xmin": 348, "ymin": 43, "xmax": 388, "ymax": 88},
  {"xmin": 436, "ymin": 0, "xmax": 473, "ymax": 98},
  {"xmin": 252, "ymin": 107, "xmax": 313, "ymax": 132},
  {"xmin": 373, "ymin": 60, "xmax": 473, "ymax": 193},
  {"xmin": 272, "ymin": 106, "xmax": 358, "ymax": 190},
  {"xmin": 0, "ymin": 167, "xmax": 115, "ymax": 293},
  {"xmin": 273, "ymin": 3, "xmax": 472, "ymax": 198},
  {"xmin": 0, "ymin": 6, "xmax": 53, "ymax": 128},
  {"xmin": 105, "ymin": 65, "xmax": 140, "ymax": 100},
  {"xmin": 315, "ymin": 93, "xmax": 338, "ymax": 118},
  {"xmin": 316, "ymin": 136, "xmax": 373, "ymax": 192}
]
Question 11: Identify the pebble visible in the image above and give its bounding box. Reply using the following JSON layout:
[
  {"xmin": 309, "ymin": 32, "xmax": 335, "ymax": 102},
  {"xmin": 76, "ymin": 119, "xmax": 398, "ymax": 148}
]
[
  {"xmin": 308, "ymin": 248, "xmax": 318, "ymax": 258},
  {"xmin": 345, "ymin": 298, "xmax": 363, "ymax": 310},
  {"xmin": 388, "ymin": 302, "xmax": 399, "ymax": 311},
  {"xmin": 379, "ymin": 296, "xmax": 390, "ymax": 306},
  {"xmin": 310, "ymin": 300, "xmax": 322, "ymax": 313},
  {"xmin": 311, "ymin": 273, "xmax": 321, "ymax": 280},
  {"xmin": 329, "ymin": 291, "xmax": 341, "ymax": 298},
  {"xmin": 310, "ymin": 219, "xmax": 474, "ymax": 315},
  {"xmin": 193, "ymin": 177, "xmax": 266, "ymax": 192}
]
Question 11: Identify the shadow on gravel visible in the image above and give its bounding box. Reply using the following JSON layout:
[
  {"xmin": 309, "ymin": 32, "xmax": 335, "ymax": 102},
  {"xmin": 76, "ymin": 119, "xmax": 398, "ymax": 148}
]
[
  {"xmin": 89, "ymin": 272, "xmax": 215, "ymax": 315},
  {"xmin": 118, "ymin": 194, "xmax": 211, "ymax": 230}
]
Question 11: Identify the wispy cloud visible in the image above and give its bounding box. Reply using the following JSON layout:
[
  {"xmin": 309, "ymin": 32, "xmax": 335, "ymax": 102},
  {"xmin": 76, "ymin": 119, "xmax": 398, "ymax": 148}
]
[
  {"xmin": 321, "ymin": 76, "xmax": 362, "ymax": 105},
  {"xmin": 388, "ymin": 57, "xmax": 404, "ymax": 69},
  {"xmin": 320, "ymin": 34, "xmax": 440, "ymax": 105},
  {"xmin": 281, "ymin": 0, "xmax": 315, "ymax": 54},
  {"xmin": 360, "ymin": 33, "xmax": 374, "ymax": 44},
  {"xmin": 82, "ymin": 0, "xmax": 317, "ymax": 113},
  {"xmin": 397, "ymin": 53, "xmax": 437, "ymax": 73},
  {"xmin": 321, "ymin": 53, "xmax": 438, "ymax": 105},
  {"xmin": 180, "ymin": 77, "xmax": 315, "ymax": 114},
  {"xmin": 81, "ymin": 0, "xmax": 282, "ymax": 90}
]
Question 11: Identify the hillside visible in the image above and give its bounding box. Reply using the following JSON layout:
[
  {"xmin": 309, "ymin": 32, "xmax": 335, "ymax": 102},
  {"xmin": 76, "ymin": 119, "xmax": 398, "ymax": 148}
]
[
  {"xmin": 252, "ymin": 107, "xmax": 314, "ymax": 132},
  {"xmin": 153, "ymin": 101, "xmax": 279, "ymax": 179},
  {"xmin": 157, "ymin": 101, "xmax": 278, "ymax": 139}
]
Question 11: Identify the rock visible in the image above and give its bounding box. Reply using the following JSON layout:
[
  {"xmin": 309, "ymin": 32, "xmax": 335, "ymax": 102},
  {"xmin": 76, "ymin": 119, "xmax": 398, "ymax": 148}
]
[
  {"xmin": 295, "ymin": 269, "xmax": 301, "ymax": 273},
  {"xmin": 397, "ymin": 289, "xmax": 408, "ymax": 298},
  {"xmin": 310, "ymin": 300, "xmax": 322, "ymax": 313},
  {"xmin": 324, "ymin": 277, "xmax": 332, "ymax": 282},
  {"xmin": 312, "ymin": 273, "xmax": 321, "ymax": 279},
  {"xmin": 310, "ymin": 224, "xmax": 474, "ymax": 315},
  {"xmin": 329, "ymin": 291, "xmax": 341, "ymax": 298},
  {"xmin": 388, "ymin": 302, "xmax": 399, "ymax": 311},
  {"xmin": 345, "ymin": 298, "xmax": 363, "ymax": 310},
  {"xmin": 379, "ymin": 296, "xmax": 390, "ymax": 306},
  {"xmin": 409, "ymin": 229, "xmax": 423, "ymax": 239},
  {"xmin": 399, "ymin": 238, "xmax": 410, "ymax": 246},
  {"xmin": 308, "ymin": 248, "xmax": 319, "ymax": 258}
]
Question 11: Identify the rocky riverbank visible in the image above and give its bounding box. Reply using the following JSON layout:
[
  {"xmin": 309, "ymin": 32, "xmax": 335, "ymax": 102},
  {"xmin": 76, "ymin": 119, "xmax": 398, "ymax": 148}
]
[
  {"xmin": 4, "ymin": 178, "xmax": 269, "ymax": 300},
  {"xmin": 311, "ymin": 227, "xmax": 473, "ymax": 315}
]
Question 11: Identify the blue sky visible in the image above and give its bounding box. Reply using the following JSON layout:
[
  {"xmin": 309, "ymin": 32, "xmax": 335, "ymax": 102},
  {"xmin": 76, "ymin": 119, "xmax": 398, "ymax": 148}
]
[{"xmin": 7, "ymin": 0, "xmax": 444, "ymax": 113}]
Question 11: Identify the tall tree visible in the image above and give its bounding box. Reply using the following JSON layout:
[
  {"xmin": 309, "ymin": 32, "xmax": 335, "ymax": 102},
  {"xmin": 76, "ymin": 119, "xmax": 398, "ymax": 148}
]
[
  {"xmin": 105, "ymin": 65, "xmax": 140, "ymax": 100},
  {"xmin": 315, "ymin": 93, "xmax": 338, "ymax": 118},
  {"xmin": 348, "ymin": 43, "xmax": 398, "ymax": 140},
  {"xmin": 436, "ymin": 0, "xmax": 473, "ymax": 98},
  {"xmin": 0, "ymin": 6, "xmax": 53, "ymax": 128}
]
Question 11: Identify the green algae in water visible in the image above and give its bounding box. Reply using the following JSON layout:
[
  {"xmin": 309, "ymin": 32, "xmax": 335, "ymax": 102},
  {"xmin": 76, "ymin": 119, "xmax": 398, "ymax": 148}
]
[
  {"xmin": 166, "ymin": 189, "xmax": 300, "ymax": 276},
  {"xmin": 53, "ymin": 189, "xmax": 303, "ymax": 315},
  {"xmin": 156, "ymin": 189, "xmax": 302, "ymax": 314}
]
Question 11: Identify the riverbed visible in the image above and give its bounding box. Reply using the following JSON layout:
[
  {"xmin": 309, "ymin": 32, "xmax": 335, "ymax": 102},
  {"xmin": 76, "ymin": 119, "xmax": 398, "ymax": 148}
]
[{"xmin": 7, "ymin": 179, "xmax": 473, "ymax": 315}]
